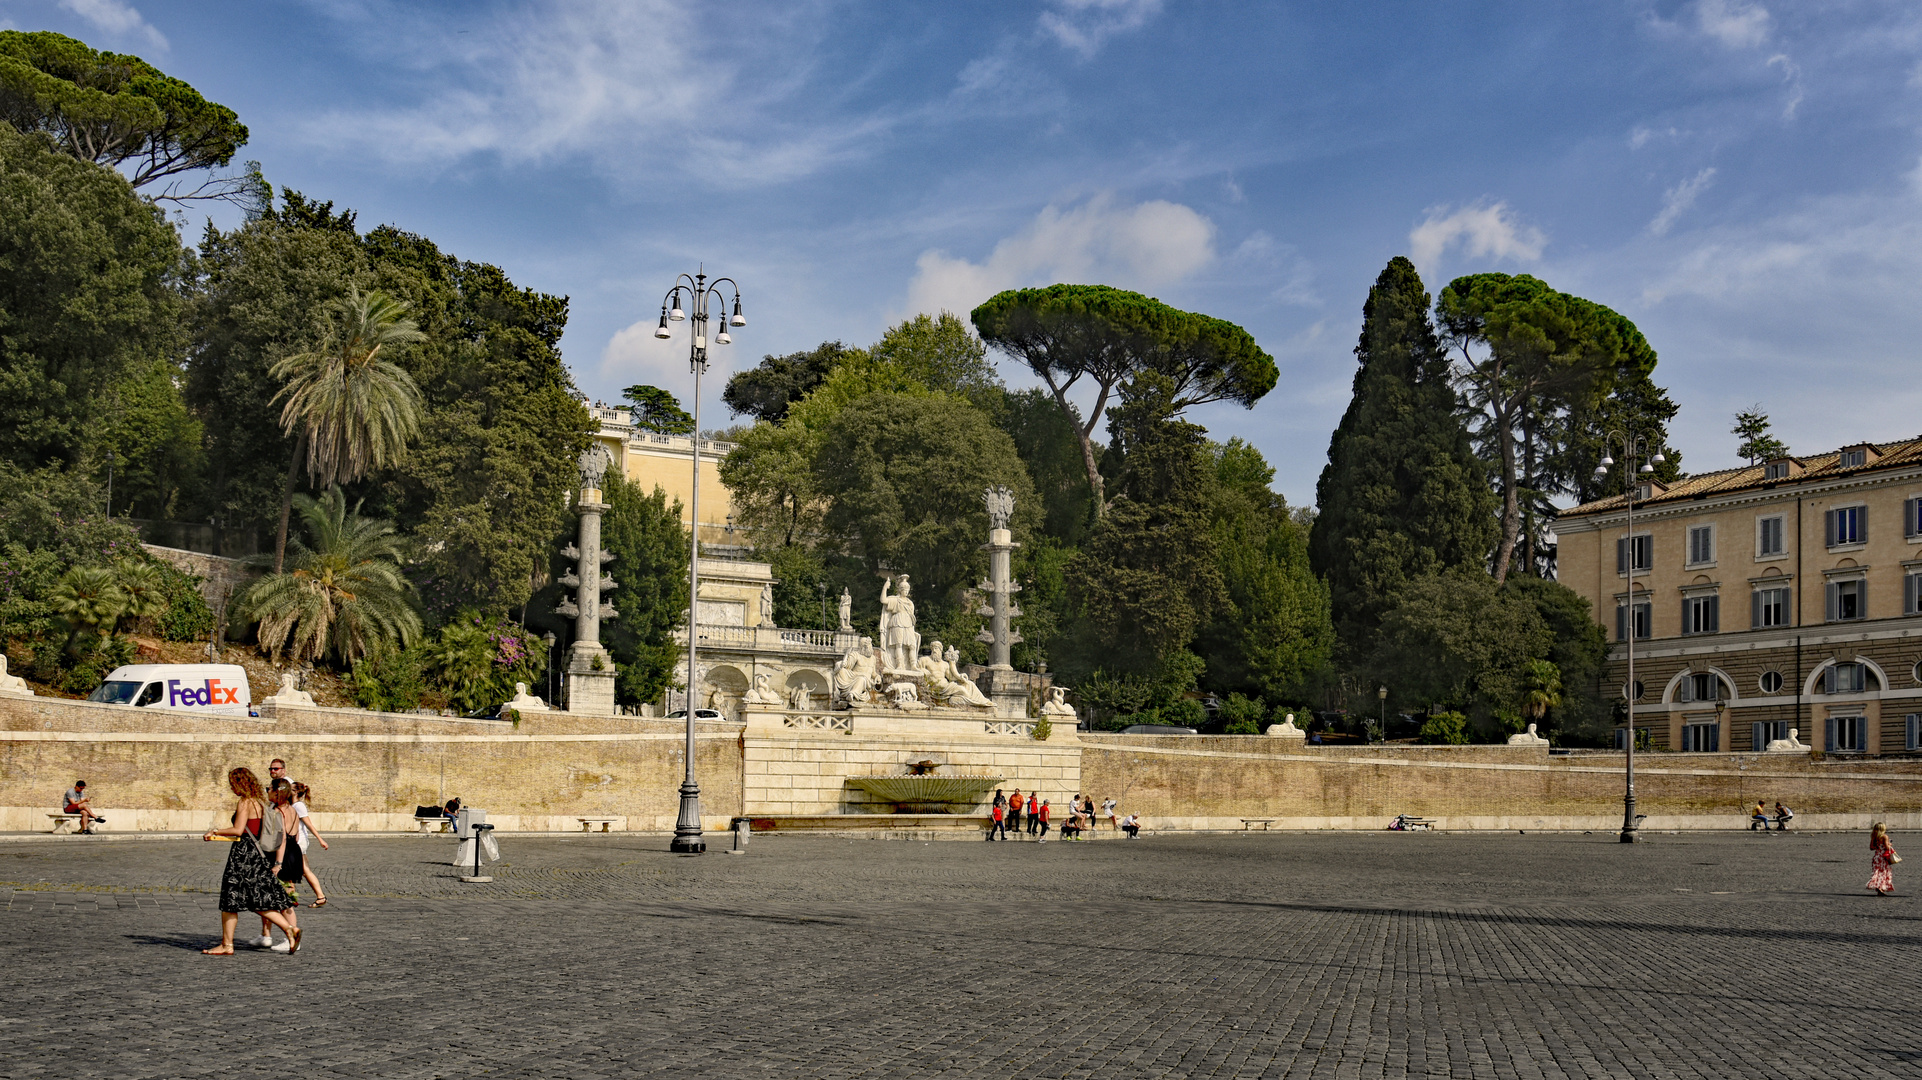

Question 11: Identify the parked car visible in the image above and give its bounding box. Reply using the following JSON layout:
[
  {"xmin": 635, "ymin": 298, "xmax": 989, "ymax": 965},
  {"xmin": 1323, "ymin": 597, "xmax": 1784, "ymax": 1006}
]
[{"xmin": 666, "ymin": 709, "xmax": 726, "ymax": 721}]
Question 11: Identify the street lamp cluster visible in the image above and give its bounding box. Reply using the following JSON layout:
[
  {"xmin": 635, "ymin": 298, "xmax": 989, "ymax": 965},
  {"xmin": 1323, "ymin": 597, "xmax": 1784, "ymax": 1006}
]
[
  {"xmin": 1594, "ymin": 432, "xmax": 1665, "ymax": 844},
  {"xmin": 654, "ymin": 268, "xmax": 745, "ymax": 856}
]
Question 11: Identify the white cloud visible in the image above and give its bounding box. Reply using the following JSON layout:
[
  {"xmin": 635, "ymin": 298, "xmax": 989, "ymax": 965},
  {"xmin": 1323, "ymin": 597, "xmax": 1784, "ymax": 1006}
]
[
  {"xmin": 300, "ymin": 1, "xmax": 882, "ymax": 185},
  {"xmin": 58, "ymin": 0, "xmax": 167, "ymax": 51},
  {"xmin": 1232, "ymin": 231, "xmax": 1320, "ymax": 307},
  {"xmin": 1694, "ymin": 0, "xmax": 1770, "ymax": 49},
  {"xmin": 1628, "ymin": 124, "xmax": 1684, "ymax": 150},
  {"xmin": 902, "ymin": 193, "xmax": 1216, "ymax": 320},
  {"xmin": 1039, "ymin": 0, "xmax": 1163, "ymax": 59},
  {"xmin": 1767, "ymin": 53, "xmax": 1804, "ymax": 120},
  {"xmin": 1407, "ymin": 201, "xmax": 1546, "ymax": 272},
  {"xmin": 1649, "ymin": 167, "xmax": 1717, "ymax": 236}
]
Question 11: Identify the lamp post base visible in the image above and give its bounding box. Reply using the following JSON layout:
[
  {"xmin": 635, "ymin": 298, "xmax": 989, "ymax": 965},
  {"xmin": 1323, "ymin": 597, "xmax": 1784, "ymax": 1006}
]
[
  {"xmin": 1620, "ymin": 796, "xmax": 1641, "ymax": 843},
  {"xmin": 670, "ymin": 781, "xmax": 705, "ymax": 854}
]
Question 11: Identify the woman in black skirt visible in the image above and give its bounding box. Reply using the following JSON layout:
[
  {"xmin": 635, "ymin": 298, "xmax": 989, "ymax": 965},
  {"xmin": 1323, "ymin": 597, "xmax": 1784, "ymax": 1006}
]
[
  {"xmin": 200, "ymin": 767, "xmax": 300, "ymax": 955},
  {"xmin": 258, "ymin": 779, "xmax": 304, "ymax": 949}
]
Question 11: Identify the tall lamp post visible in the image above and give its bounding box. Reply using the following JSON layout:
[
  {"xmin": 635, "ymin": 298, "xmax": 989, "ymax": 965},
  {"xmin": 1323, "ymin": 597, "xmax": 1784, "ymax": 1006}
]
[
  {"xmin": 654, "ymin": 268, "xmax": 745, "ymax": 855},
  {"xmin": 1594, "ymin": 431, "xmax": 1665, "ymax": 844},
  {"xmin": 1376, "ymin": 685, "xmax": 1387, "ymax": 743}
]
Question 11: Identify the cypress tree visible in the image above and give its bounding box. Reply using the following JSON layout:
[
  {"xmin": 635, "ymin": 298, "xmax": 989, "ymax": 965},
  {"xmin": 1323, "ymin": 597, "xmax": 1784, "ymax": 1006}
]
[{"xmin": 1310, "ymin": 257, "xmax": 1496, "ymax": 663}]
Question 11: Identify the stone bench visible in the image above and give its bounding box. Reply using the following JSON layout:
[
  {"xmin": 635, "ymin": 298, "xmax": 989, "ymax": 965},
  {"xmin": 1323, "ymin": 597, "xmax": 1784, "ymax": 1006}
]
[
  {"xmin": 1239, "ymin": 818, "xmax": 1276, "ymax": 831},
  {"xmin": 1388, "ymin": 816, "xmax": 1435, "ymax": 831},
  {"xmin": 577, "ymin": 817, "xmax": 621, "ymax": 833},
  {"xmin": 48, "ymin": 813, "xmax": 88, "ymax": 834},
  {"xmin": 414, "ymin": 815, "xmax": 452, "ymax": 835}
]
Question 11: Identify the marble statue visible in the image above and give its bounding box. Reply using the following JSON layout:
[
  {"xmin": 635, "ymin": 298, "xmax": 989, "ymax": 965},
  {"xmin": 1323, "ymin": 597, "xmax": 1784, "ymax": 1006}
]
[
  {"xmin": 879, "ymin": 575, "xmax": 920, "ymax": 673},
  {"xmin": 833, "ymin": 636, "xmax": 880, "ymax": 705},
  {"xmin": 885, "ymin": 680, "xmax": 923, "ymax": 708},
  {"xmin": 1040, "ymin": 686, "xmax": 1076, "ymax": 719},
  {"xmin": 837, "ymin": 588, "xmax": 853, "ymax": 632},
  {"xmin": 506, "ymin": 681, "xmax": 550, "ymax": 713},
  {"xmin": 744, "ymin": 673, "xmax": 784, "ymax": 705},
  {"xmin": 1507, "ymin": 722, "xmax": 1550, "ymax": 746},
  {"xmin": 1266, "ymin": 713, "xmax": 1305, "ymax": 738},
  {"xmin": 787, "ymin": 683, "xmax": 813, "ymax": 711},
  {"xmin": 986, "ymin": 485, "xmax": 1015, "ymax": 530},
  {"xmin": 1765, "ymin": 727, "xmax": 1809, "ymax": 752},
  {"xmin": 759, "ymin": 583, "xmax": 775, "ymax": 624},
  {"xmin": 261, "ymin": 672, "xmax": 315, "ymax": 708},
  {"xmin": 0, "ymin": 654, "xmax": 34, "ymax": 697},
  {"xmin": 941, "ymin": 645, "xmax": 994, "ymax": 708},
  {"xmin": 577, "ymin": 444, "xmax": 612, "ymax": 490}
]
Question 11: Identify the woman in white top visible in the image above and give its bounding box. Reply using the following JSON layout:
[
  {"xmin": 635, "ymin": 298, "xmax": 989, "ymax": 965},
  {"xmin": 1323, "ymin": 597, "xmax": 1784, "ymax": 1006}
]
[
  {"xmin": 291, "ymin": 781, "xmax": 330, "ymax": 906},
  {"xmin": 1102, "ymin": 797, "xmax": 1119, "ymax": 831}
]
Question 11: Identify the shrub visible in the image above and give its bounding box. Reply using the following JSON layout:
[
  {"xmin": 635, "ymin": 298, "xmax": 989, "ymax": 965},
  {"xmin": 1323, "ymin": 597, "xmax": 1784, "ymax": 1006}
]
[
  {"xmin": 1030, "ymin": 714, "xmax": 1052, "ymax": 741},
  {"xmin": 1419, "ymin": 711, "xmax": 1470, "ymax": 745},
  {"xmin": 1163, "ymin": 698, "xmax": 1207, "ymax": 729},
  {"xmin": 151, "ymin": 562, "xmax": 215, "ymax": 642},
  {"xmin": 1220, "ymin": 692, "xmax": 1266, "ymax": 735},
  {"xmin": 350, "ymin": 646, "xmax": 427, "ymax": 712}
]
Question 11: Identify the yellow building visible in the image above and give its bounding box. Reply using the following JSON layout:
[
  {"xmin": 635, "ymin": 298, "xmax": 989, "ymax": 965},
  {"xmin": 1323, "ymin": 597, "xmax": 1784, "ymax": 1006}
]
[
  {"xmin": 1558, "ymin": 439, "xmax": 1922, "ymax": 757},
  {"xmin": 588, "ymin": 405, "xmax": 739, "ymax": 549}
]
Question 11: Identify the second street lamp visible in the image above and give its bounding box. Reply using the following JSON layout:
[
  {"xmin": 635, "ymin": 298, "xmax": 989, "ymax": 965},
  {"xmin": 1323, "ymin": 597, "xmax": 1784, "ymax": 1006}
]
[
  {"xmin": 1594, "ymin": 430, "xmax": 1664, "ymax": 844},
  {"xmin": 654, "ymin": 267, "xmax": 745, "ymax": 856}
]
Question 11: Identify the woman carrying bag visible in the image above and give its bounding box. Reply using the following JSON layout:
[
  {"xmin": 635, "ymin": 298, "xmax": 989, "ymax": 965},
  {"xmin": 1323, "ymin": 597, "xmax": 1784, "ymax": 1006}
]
[{"xmin": 200, "ymin": 767, "xmax": 301, "ymax": 955}]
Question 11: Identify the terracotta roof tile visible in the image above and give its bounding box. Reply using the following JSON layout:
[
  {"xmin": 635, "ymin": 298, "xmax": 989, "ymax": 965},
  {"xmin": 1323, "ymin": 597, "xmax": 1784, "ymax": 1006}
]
[{"xmin": 1561, "ymin": 436, "xmax": 1922, "ymax": 518}]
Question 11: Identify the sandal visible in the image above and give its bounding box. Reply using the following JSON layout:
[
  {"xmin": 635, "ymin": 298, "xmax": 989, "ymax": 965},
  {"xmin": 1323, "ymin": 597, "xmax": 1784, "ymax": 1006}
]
[
  {"xmin": 201, "ymin": 946, "xmax": 235, "ymax": 956},
  {"xmin": 313, "ymin": 896, "xmax": 328, "ymax": 907},
  {"xmin": 287, "ymin": 927, "xmax": 302, "ymax": 954}
]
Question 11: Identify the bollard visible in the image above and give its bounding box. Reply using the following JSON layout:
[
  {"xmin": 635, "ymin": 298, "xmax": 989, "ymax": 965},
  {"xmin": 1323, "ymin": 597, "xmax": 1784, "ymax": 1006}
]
[
  {"xmin": 460, "ymin": 822, "xmax": 495, "ymax": 883},
  {"xmin": 727, "ymin": 816, "xmax": 750, "ymax": 855}
]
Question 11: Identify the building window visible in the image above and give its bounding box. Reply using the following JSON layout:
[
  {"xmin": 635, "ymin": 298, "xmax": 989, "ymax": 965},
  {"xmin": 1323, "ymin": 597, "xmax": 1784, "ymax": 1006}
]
[
  {"xmin": 1908, "ymin": 572, "xmax": 1922, "ymax": 616},
  {"xmin": 1752, "ymin": 720, "xmax": 1789, "ymax": 749},
  {"xmin": 1822, "ymin": 662, "xmax": 1870, "ymax": 694},
  {"xmin": 1906, "ymin": 498, "xmax": 1922, "ymax": 539},
  {"xmin": 1616, "ymin": 534, "xmax": 1653, "ymax": 574},
  {"xmin": 1751, "ymin": 587, "xmax": 1789, "ymax": 628},
  {"xmin": 1616, "ymin": 600, "xmax": 1651, "ymax": 641},
  {"xmin": 1827, "ymin": 506, "xmax": 1865, "ymax": 547},
  {"xmin": 1758, "ymin": 516, "xmax": 1785, "ymax": 557},
  {"xmin": 1632, "ymin": 483, "xmax": 1653, "ymax": 502},
  {"xmin": 1840, "ymin": 449, "xmax": 1867, "ymax": 468},
  {"xmin": 1622, "ymin": 680, "xmax": 1646, "ymax": 701},
  {"xmin": 1687, "ymin": 525, "xmax": 1714, "ymax": 565},
  {"xmin": 1825, "ymin": 578, "xmax": 1866, "ymax": 622},
  {"xmin": 1826, "ymin": 715, "xmax": 1866, "ymax": 752},
  {"xmin": 1765, "ymin": 461, "xmax": 1792, "ymax": 480},
  {"xmin": 1681, "ymin": 721, "xmax": 1721, "ymax": 752},
  {"xmin": 1760, "ymin": 670, "xmax": 1784, "ymax": 694},
  {"xmin": 1614, "ymin": 727, "xmax": 1650, "ymax": 750},
  {"xmin": 1682, "ymin": 595, "xmax": 1719, "ymax": 635},
  {"xmin": 1679, "ymin": 672, "xmax": 1724, "ymax": 702},
  {"xmin": 1908, "ymin": 714, "xmax": 1920, "ymax": 752}
]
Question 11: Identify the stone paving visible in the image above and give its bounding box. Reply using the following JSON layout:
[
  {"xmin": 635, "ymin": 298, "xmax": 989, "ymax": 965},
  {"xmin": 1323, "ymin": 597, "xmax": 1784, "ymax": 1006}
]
[{"xmin": 1, "ymin": 828, "xmax": 1918, "ymax": 1079}]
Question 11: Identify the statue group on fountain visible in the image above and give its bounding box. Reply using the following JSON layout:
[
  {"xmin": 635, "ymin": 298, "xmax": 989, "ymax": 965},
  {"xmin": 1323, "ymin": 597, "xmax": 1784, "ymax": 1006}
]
[{"xmin": 828, "ymin": 575, "xmax": 992, "ymax": 710}]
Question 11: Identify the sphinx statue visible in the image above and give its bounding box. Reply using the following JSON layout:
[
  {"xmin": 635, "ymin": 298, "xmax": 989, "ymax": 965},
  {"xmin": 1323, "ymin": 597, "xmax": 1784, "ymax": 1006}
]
[
  {"xmin": 261, "ymin": 672, "xmax": 315, "ymax": 708},
  {"xmin": 1507, "ymin": 722, "xmax": 1550, "ymax": 746},
  {"xmin": 506, "ymin": 681, "xmax": 550, "ymax": 713},
  {"xmin": 1765, "ymin": 727, "xmax": 1809, "ymax": 752},
  {"xmin": 0, "ymin": 654, "xmax": 34, "ymax": 698}
]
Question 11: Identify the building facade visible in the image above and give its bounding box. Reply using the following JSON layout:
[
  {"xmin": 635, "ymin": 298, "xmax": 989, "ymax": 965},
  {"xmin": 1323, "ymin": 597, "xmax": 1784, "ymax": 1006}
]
[
  {"xmin": 1558, "ymin": 439, "xmax": 1922, "ymax": 756},
  {"xmin": 588, "ymin": 405, "xmax": 742, "ymax": 549}
]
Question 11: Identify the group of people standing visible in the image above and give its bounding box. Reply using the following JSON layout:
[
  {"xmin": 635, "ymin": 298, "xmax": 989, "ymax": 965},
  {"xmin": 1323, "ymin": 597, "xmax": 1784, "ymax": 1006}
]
[
  {"xmin": 199, "ymin": 758, "xmax": 331, "ymax": 956},
  {"xmin": 986, "ymin": 790, "xmax": 1141, "ymax": 843}
]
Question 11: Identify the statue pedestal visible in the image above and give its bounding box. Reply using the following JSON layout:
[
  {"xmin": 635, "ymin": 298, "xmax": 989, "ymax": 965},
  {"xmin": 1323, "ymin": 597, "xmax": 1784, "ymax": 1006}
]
[{"xmin": 565, "ymin": 642, "xmax": 616, "ymax": 716}]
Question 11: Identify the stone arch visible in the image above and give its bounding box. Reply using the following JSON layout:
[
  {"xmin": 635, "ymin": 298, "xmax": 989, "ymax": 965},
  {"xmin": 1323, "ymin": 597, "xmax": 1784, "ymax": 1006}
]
[
  {"xmin": 702, "ymin": 664, "xmax": 749, "ymax": 721},
  {"xmin": 1803, "ymin": 655, "xmax": 1891, "ymax": 698},
  {"xmin": 1661, "ymin": 665, "xmax": 1738, "ymax": 705},
  {"xmin": 784, "ymin": 669, "xmax": 830, "ymax": 709}
]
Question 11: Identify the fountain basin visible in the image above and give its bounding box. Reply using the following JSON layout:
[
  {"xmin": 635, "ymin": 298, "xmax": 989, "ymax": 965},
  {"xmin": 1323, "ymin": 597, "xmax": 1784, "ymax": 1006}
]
[{"xmin": 847, "ymin": 774, "xmax": 1004, "ymax": 813}]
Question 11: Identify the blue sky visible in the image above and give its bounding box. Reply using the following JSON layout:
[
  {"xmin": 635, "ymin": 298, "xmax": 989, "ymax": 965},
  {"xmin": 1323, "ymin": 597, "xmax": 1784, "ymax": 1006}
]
[{"xmin": 10, "ymin": 0, "xmax": 1922, "ymax": 505}]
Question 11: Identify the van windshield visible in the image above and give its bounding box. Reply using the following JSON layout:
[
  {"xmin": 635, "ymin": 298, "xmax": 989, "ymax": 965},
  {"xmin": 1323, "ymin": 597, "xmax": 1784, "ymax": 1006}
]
[{"xmin": 88, "ymin": 681, "xmax": 142, "ymax": 705}]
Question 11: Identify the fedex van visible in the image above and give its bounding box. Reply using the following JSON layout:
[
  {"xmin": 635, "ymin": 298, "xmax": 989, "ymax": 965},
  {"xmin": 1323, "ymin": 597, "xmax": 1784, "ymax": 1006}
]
[{"xmin": 87, "ymin": 665, "xmax": 253, "ymax": 716}]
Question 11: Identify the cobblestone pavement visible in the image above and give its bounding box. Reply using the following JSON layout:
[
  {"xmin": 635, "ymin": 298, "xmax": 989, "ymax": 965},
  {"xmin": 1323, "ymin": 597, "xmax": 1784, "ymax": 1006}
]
[{"xmin": 2, "ymin": 829, "xmax": 1917, "ymax": 1079}]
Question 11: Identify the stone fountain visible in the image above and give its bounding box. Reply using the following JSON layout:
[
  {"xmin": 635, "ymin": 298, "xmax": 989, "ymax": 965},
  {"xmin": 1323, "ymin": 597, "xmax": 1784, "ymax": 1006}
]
[{"xmin": 847, "ymin": 758, "xmax": 1003, "ymax": 814}]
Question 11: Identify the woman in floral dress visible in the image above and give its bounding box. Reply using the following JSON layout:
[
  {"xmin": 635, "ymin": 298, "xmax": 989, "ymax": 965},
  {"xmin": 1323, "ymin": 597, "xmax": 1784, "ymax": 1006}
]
[
  {"xmin": 200, "ymin": 767, "xmax": 301, "ymax": 955},
  {"xmin": 1868, "ymin": 822, "xmax": 1899, "ymax": 896}
]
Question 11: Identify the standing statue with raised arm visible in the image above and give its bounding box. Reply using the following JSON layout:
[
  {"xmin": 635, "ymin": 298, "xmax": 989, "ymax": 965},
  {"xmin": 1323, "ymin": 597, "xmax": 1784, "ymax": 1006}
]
[{"xmin": 878, "ymin": 575, "xmax": 920, "ymax": 673}]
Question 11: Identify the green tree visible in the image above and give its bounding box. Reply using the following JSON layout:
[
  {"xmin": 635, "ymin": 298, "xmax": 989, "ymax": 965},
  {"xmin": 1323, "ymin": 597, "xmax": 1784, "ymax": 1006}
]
[
  {"xmin": 973, "ymin": 284, "xmax": 1278, "ymax": 516},
  {"xmin": 868, "ymin": 312, "xmax": 999, "ymax": 397},
  {"xmin": 620, "ymin": 384, "xmax": 695, "ymax": 435},
  {"xmin": 595, "ymin": 474, "xmax": 691, "ymax": 707},
  {"xmin": 1371, "ymin": 570, "xmax": 1550, "ymax": 735},
  {"xmin": 1500, "ymin": 575, "xmax": 1610, "ymax": 743},
  {"xmin": 0, "ymin": 124, "xmax": 185, "ymax": 472},
  {"xmin": 1196, "ymin": 439, "xmax": 1332, "ymax": 701},
  {"xmin": 987, "ymin": 387, "xmax": 1097, "ymax": 545},
  {"xmin": 1437, "ymin": 273, "xmax": 1674, "ymax": 582},
  {"xmin": 722, "ymin": 340, "xmax": 858, "ymax": 423},
  {"xmin": 97, "ymin": 357, "xmax": 205, "ymax": 520},
  {"xmin": 0, "ymin": 31, "xmax": 258, "ymax": 203},
  {"xmin": 237, "ymin": 487, "xmax": 421, "ymax": 665},
  {"xmin": 1732, "ymin": 405, "xmax": 1789, "ymax": 466},
  {"xmin": 49, "ymin": 565, "xmax": 125, "ymax": 652},
  {"xmin": 269, "ymin": 288, "xmax": 426, "ymax": 572},
  {"xmin": 814, "ymin": 392, "xmax": 1038, "ymax": 615},
  {"xmin": 1311, "ymin": 257, "xmax": 1497, "ymax": 659}
]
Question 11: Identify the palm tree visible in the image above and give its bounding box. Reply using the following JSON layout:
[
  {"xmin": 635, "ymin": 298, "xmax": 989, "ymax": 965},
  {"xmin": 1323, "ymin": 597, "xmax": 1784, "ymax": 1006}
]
[
  {"xmin": 1519, "ymin": 658, "xmax": 1563, "ymax": 726},
  {"xmin": 114, "ymin": 561, "xmax": 168, "ymax": 635},
  {"xmin": 49, "ymin": 566, "xmax": 126, "ymax": 654},
  {"xmin": 239, "ymin": 486, "xmax": 423, "ymax": 665},
  {"xmin": 270, "ymin": 288, "xmax": 427, "ymax": 573}
]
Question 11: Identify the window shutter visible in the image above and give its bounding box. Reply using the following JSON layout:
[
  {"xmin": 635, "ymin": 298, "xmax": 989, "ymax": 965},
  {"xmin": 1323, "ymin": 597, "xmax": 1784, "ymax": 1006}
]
[
  {"xmin": 1678, "ymin": 675, "xmax": 1692, "ymax": 703},
  {"xmin": 1616, "ymin": 537, "xmax": 1627, "ymax": 574},
  {"xmin": 1859, "ymin": 506, "xmax": 1867, "ymax": 543},
  {"xmin": 1910, "ymin": 714, "xmax": 1919, "ymax": 752},
  {"xmin": 1826, "ymin": 582, "xmax": 1838, "ymax": 622},
  {"xmin": 1753, "ymin": 722, "xmax": 1766, "ymax": 751},
  {"xmin": 1706, "ymin": 595, "xmax": 1719, "ymax": 633},
  {"xmin": 1615, "ymin": 604, "xmax": 1626, "ymax": 642},
  {"xmin": 1907, "ymin": 574, "xmax": 1917, "ymax": 617},
  {"xmin": 1752, "ymin": 590, "xmax": 1763, "ymax": 628},
  {"xmin": 1825, "ymin": 718, "xmax": 1836, "ymax": 752},
  {"xmin": 1908, "ymin": 499, "xmax": 1919, "ymax": 539},
  {"xmin": 1826, "ymin": 510, "xmax": 1837, "ymax": 547},
  {"xmin": 1821, "ymin": 665, "xmax": 1833, "ymax": 695}
]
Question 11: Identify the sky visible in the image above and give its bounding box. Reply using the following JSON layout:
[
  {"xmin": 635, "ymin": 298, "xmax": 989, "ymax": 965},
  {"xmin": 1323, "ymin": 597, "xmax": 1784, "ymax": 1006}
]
[{"xmin": 8, "ymin": 0, "xmax": 1922, "ymax": 506}]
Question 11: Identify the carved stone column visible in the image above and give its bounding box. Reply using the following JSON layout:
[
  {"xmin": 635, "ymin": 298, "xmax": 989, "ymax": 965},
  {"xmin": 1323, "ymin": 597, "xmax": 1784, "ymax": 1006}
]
[
  {"xmin": 975, "ymin": 485, "xmax": 1027, "ymax": 716},
  {"xmin": 560, "ymin": 447, "xmax": 619, "ymax": 714}
]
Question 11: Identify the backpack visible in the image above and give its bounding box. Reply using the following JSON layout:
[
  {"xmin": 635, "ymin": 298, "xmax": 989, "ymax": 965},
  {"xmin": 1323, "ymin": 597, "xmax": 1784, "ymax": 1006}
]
[{"xmin": 251, "ymin": 799, "xmax": 285, "ymax": 858}]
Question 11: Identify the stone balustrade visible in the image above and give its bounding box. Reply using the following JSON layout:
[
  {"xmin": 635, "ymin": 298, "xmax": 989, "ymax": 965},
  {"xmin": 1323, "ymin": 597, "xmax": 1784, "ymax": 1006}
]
[{"xmin": 672, "ymin": 624, "xmax": 861, "ymax": 655}]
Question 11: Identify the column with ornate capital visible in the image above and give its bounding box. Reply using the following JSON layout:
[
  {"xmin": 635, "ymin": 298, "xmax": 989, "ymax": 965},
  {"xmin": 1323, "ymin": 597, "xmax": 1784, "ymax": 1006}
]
[
  {"xmin": 974, "ymin": 486, "xmax": 1026, "ymax": 715},
  {"xmin": 559, "ymin": 446, "xmax": 619, "ymax": 714}
]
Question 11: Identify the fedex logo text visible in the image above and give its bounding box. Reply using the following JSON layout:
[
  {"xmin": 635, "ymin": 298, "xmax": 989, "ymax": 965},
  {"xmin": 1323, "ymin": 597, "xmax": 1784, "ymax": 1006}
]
[{"xmin": 168, "ymin": 679, "xmax": 240, "ymax": 707}]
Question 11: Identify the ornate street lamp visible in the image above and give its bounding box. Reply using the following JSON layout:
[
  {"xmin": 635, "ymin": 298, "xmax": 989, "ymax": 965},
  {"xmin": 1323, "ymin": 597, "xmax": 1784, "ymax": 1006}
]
[
  {"xmin": 1376, "ymin": 685, "xmax": 1388, "ymax": 743},
  {"xmin": 1594, "ymin": 431, "xmax": 1666, "ymax": 844},
  {"xmin": 654, "ymin": 268, "xmax": 745, "ymax": 855}
]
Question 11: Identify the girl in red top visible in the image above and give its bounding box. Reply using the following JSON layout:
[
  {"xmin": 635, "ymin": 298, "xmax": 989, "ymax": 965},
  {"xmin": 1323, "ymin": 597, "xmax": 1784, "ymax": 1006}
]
[{"xmin": 1869, "ymin": 822, "xmax": 1899, "ymax": 896}]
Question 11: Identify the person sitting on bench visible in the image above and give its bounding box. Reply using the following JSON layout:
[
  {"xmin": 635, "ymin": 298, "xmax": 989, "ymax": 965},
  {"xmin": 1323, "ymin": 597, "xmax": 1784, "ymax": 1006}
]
[
  {"xmin": 63, "ymin": 780, "xmax": 103, "ymax": 833},
  {"xmin": 442, "ymin": 798, "xmax": 462, "ymax": 828},
  {"xmin": 1749, "ymin": 801, "xmax": 1770, "ymax": 831},
  {"xmin": 1773, "ymin": 802, "xmax": 1795, "ymax": 831}
]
